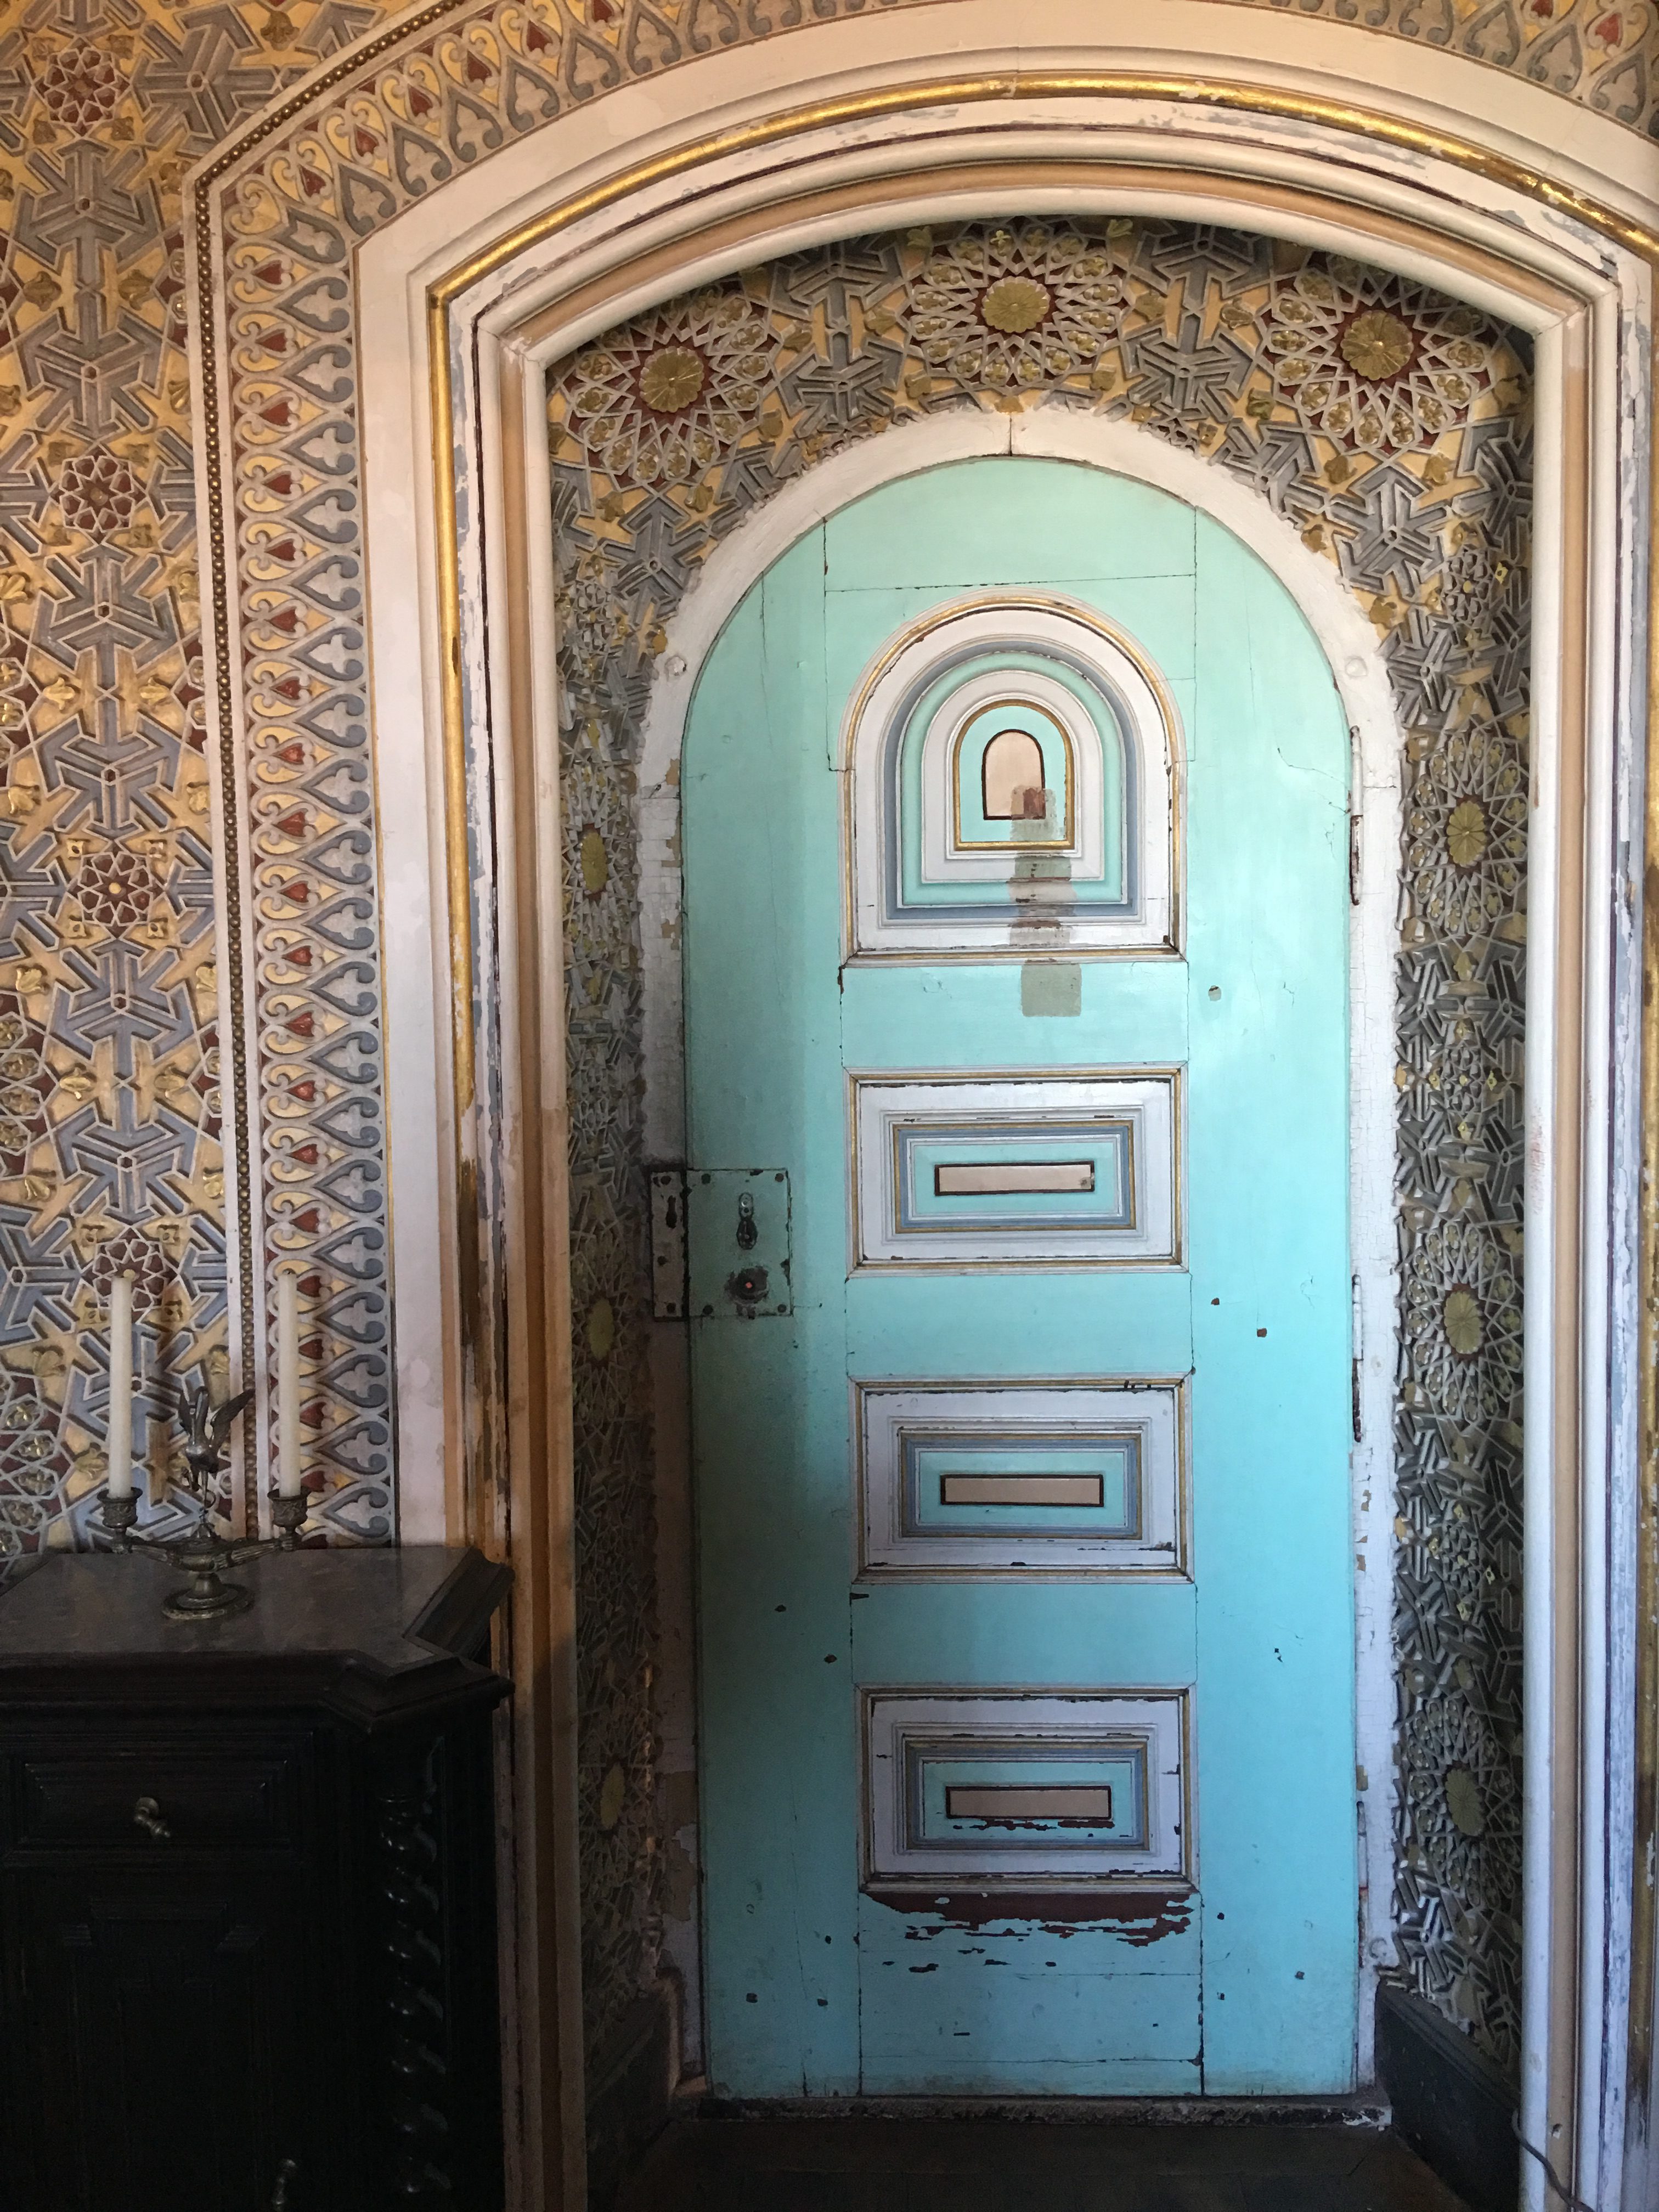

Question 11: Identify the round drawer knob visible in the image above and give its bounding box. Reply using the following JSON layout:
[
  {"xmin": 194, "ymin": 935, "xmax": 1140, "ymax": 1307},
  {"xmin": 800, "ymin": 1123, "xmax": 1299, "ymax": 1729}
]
[{"xmin": 132, "ymin": 1795, "xmax": 172, "ymax": 1842}]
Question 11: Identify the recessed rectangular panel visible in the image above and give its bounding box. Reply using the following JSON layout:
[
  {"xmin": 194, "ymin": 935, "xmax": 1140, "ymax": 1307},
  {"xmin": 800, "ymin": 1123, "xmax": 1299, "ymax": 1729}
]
[
  {"xmin": 944, "ymin": 1785, "xmax": 1116, "ymax": 1825},
  {"xmin": 933, "ymin": 1159, "xmax": 1096, "ymax": 1197},
  {"xmin": 850, "ymin": 1071, "xmax": 1181, "ymax": 1268},
  {"xmin": 902, "ymin": 1124, "xmax": 1131, "ymax": 1234},
  {"xmin": 939, "ymin": 1472, "xmax": 1105, "ymax": 1508},
  {"xmin": 855, "ymin": 1380, "xmax": 1188, "ymax": 1578},
  {"xmin": 862, "ymin": 1690, "xmax": 1190, "ymax": 1891}
]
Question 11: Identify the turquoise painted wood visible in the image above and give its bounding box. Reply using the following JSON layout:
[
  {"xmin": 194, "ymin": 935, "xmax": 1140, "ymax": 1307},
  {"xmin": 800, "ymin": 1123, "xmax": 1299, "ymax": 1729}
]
[{"xmin": 684, "ymin": 457, "xmax": 1356, "ymax": 2098}]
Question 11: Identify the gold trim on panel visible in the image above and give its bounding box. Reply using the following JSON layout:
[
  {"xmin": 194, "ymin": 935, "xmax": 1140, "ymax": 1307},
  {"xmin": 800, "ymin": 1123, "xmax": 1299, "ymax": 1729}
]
[{"xmin": 951, "ymin": 700, "xmax": 1076, "ymax": 853}]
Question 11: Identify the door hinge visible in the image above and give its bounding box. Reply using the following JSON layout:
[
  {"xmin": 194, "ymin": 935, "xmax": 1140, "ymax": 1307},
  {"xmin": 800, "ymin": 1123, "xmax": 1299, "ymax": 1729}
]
[
  {"xmin": 1356, "ymin": 1796, "xmax": 1370, "ymax": 1967},
  {"xmin": 1351, "ymin": 1273, "xmax": 1363, "ymax": 1442},
  {"xmin": 1348, "ymin": 724, "xmax": 1362, "ymax": 905},
  {"xmin": 649, "ymin": 1168, "xmax": 689, "ymax": 1319}
]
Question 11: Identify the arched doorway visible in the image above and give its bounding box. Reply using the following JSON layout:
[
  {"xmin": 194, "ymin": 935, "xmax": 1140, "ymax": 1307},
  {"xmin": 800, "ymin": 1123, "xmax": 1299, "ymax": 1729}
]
[
  {"xmin": 681, "ymin": 453, "xmax": 1358, "ymax": 2095},
  {"xmin": 252, "ymin": 44, "xmax": 1649, "ymax": 2196}
]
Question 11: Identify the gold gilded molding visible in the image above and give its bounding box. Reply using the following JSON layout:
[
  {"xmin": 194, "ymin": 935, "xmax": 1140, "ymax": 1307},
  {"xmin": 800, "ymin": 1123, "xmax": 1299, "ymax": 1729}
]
[
  {"xmin": 428, "ymin": 291, "xmax": 479, "ymax": 1130},
  {"xmin": 514, "ymin": 154, "xmax": 1579, "ymax": 366}
]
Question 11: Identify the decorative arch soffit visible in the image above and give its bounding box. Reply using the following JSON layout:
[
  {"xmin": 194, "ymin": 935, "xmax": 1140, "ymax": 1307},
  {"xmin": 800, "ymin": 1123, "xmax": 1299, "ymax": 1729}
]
[{"xmin": 189, "ymin": 0, "xmax": 1650, "ymax": 1550}]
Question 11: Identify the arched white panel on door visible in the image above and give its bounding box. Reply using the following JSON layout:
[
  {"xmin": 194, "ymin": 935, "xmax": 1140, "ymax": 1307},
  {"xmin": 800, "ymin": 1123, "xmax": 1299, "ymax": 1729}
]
[{"xmin": 842, "ymin": 592, "xmax": 1182, "ymax": 960}]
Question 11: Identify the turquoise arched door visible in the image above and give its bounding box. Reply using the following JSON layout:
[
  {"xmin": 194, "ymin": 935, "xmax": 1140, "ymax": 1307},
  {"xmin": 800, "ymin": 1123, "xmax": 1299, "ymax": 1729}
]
[{"xmin": 682, "ymin": 456, "xmax": 1355, "ymax": 2096}]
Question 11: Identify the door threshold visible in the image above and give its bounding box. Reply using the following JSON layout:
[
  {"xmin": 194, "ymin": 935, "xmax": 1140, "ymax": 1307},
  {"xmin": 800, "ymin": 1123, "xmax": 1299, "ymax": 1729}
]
[{"xmin": 676, "ymin": 2090, "xmax": 1391, "ymax": 2130}]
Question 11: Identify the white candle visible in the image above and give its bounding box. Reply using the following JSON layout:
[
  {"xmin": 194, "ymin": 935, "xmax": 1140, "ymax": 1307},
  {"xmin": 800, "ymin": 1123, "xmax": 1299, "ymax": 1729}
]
[
  {"xmin": 106, "ymin": 1272, "xmax": 134, "ymax": 1501},
  {"xmin": 276, "ymin": 1269, "xmax": 302, "ymax": 1498}
]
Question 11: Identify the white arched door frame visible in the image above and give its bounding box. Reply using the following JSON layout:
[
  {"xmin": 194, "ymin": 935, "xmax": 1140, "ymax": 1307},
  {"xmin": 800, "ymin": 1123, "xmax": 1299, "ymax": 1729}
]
[
  {"xmin": 629, "ymin": 408, "xmax": 1406, "ymax": 2092},
  {"xmin": 195, "ymin": 14, "xmax": 1654, "ymax": 2202}
]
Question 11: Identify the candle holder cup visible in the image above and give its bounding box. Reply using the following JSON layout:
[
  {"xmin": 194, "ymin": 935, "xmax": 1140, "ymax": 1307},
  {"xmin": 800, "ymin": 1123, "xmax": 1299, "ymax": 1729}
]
[{"xmin": 98, "ymin": 1387, "xmax": 311, "ymax": 1620}]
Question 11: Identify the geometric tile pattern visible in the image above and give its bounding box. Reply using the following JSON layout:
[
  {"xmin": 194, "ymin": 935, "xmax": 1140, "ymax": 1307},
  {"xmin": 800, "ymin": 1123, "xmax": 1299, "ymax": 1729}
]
[
  {"xmin": 547, "ymin": 220, "xmax": 1532, "ymax": 2074},
  {"xmin": 0, "ymin": 0, "xmax": 1619, "ymax": 2085},
  {"xmin": 0, "ymin": 0, "xmax": 421, "ymax": 1563}
]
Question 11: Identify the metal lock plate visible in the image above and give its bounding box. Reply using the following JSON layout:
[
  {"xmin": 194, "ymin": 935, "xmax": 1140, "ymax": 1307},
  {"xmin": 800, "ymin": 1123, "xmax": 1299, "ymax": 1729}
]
[
  {"xmin": 650, "ymin": 1170, "xmax": 690, "ymax": 1320},
  {"xmin": 687, "ymin": 1169, "xmax": 792, "ymax": 1318}
]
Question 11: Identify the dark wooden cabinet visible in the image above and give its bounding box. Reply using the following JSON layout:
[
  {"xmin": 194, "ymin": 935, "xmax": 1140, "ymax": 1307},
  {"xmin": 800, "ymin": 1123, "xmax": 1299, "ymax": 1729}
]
[{"xmin": 0, "ymin": 1546, "xmax": 511, "ymax": 2212}]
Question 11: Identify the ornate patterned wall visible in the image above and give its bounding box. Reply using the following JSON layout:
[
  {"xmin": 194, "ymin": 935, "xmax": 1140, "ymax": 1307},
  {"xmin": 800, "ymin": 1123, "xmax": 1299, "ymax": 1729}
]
[
  {"xmin": 546, "ymin": 220, "xmax": 1532, "ymax": 2073},
  {"xmin": 0, "ymin": 0, "xmax": 414, "ymax": 1559},
  {"xmin": 0, "ymin": 0, "xmax": 1613, "ymax": 2090}
]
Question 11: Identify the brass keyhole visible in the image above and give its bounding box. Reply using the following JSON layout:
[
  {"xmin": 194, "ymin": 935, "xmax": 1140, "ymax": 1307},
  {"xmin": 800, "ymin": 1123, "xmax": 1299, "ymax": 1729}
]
[{"xmin": 736, "ymin": 1191, "xmax": 758, "ymax": 1250}]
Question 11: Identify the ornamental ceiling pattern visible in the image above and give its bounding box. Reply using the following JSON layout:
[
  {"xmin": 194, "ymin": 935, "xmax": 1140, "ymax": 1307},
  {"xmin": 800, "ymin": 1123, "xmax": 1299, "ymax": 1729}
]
[
  {"xmin": 0, "ymin": 0, "xmax": 1588, "ymax": 2081},
  {"xmin": 548, "ymin": 219, "xmax": 1532, "ymax": 2073}
]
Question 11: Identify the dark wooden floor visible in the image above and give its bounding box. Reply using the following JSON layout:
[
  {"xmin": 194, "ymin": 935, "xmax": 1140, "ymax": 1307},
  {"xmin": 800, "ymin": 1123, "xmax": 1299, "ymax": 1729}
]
[{"xmin": 616, "ymin": 2118, "xmax": 1469, "ymax": 2212}]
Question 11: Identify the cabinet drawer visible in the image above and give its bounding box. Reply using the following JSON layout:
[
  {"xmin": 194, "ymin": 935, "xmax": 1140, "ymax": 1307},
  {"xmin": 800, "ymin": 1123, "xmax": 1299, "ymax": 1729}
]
[{"xmin": 12, "ymin": 1753, "xmax": 299, "ymax": 1853}]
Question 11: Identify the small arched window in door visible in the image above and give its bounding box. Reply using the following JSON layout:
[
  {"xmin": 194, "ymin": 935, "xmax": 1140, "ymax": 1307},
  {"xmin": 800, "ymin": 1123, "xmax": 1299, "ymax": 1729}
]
[{"xmin": 981, "ymin": 726, "xmax": 1047, "ymax": 821}]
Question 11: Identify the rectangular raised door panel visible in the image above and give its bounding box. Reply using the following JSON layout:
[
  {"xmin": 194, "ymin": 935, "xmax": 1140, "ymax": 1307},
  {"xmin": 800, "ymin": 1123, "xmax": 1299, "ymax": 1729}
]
[
  {"xmin": 861, "ymin": 1690, "xmax": 1190, "ymax": 1891},
  {"xmin": 855, "ymin": 1380, "xmax": 1188, "ymax": 1578},
  {"xmin": 849, "ymin": 1072, "xmax": 1182, "ymax": 1268}
]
